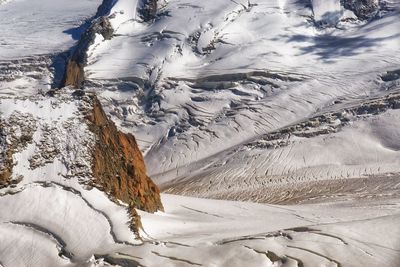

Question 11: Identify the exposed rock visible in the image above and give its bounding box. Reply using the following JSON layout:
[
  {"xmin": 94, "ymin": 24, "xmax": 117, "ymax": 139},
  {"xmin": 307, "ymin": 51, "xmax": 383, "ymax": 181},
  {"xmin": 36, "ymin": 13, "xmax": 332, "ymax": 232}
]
[
  {"xmin": 63, "ymin": 16, "xmax": 113, "ymax": 88},
  {"xmin": 0, "ymin": 123, "xmax": 12, "ymax": 188},
  {"xmin": 0, "ymin": 113, "xmax": 37, "ymax": 188},
  {"xmin": 95, "ymin": 0, "xmax": 117, "ymax": 17},
  {"xmin": 245, "ymin": 91, "xmax": 400, "ymax": 150},
  {"xmin": 244, "ymin": 133, "xmax": 291, "ymax": 150},
  {"xmin": 64, "ymin": 60, "xmax": 85, "ymax": 88},
  {"xmin": 341, "ymin": 0, "xmax": 380, "ymax": 20},
  {"xmin": 381, "ymin": 69, "xmax": 400, "ymax": 82},
  {"xmin": 86, "ymin": 95, "xmax": 163, "ymax": 233},
  {"xmin": 91, "ymin": 16, "xmax": 114, "ymax": 40},
  {"xmin": 139, "ymin": 0, "xmax": 158, "ymax": 21}
]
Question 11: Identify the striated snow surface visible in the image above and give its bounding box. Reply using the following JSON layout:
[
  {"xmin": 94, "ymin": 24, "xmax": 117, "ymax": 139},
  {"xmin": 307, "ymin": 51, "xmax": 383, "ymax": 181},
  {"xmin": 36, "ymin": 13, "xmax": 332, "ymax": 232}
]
[
  {"xmin": 2, "ymin": 188, "xmax": 399, "ymax": 266},
  {"xmin": 133, "ymin": 194, "xmax": 400, "ymax": 267},
  {"xmin": 84, "ymin": 0, "xmax": 400, "ymax": 199},
  {"xmin": 0, "ymin": 0, "xmax": 102, "ymax": 59},
  {"xmin": 1, "ymin": 0, "xmax": 400, "ymax": 266}
]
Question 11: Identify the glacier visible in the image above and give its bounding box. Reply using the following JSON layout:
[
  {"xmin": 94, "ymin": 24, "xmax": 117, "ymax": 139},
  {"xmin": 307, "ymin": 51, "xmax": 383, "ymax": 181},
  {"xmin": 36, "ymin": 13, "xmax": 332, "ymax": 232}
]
[{"xmin": 0, "ymin": 0, "xmax": 400, "ymax": 266}]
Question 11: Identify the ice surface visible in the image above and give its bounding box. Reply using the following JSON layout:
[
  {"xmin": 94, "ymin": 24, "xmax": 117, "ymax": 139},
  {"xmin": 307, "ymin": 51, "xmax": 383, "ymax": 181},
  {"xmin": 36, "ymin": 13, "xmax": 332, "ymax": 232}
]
[
  {"xmin": 1, "ymin": 0, "xmax": 400, "ymax": 266},
  {"xmin": 0, "ymin": 0, "xmax": 101, "ymax": 59},
  {"xmin": 2, "ymin": 189, "xmax": 398, "ymax": 266},
  {"xmin": 119, "ymin": 194, "xmax": 400, "ymax": 266},
  {"xmin": 312, "ymin": 0, "xmax": 342, "ymax": 25},
  {"xmin": 84, "ymin": 0, "xmax": 400, "ymax": 193}
]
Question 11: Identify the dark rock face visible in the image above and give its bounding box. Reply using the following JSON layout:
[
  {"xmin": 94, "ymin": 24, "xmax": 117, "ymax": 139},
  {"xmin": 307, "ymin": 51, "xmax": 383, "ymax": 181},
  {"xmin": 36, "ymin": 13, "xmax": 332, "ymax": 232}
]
[
  {"xmin": 0, "ymin": 115, "xmax": 36, "ymax": 189},
  {"xmin": 381, "ymin": 69, "xmax": 400, "ymax": 82},
  {"xmin": 139, "ymin": 0, "xmax": 158, "ymax": 21},
  {"xmin": 92, "ymin": 17, "xmax": 114, "ymax": 40},
  {"xmin": 63, "ymin": 16, "xmax": 113, "ymax": 88},
  {"xmin": 0, "ymin": 124, "xmax": 12, "ymax": 188},
  {"xmin": 95, "ymin": 0, "xmax": 117, "ymax": 17},
  {"xmin": 341, "ymin": 0, "xmax": 380, "ymax": 20},
  {"xmin": 64, "ymin": 60, "xmax": 85, "ymax": 88},
  {"xmin": 86, "ymin": 96, "xmax": 163, "ymax": 233}
]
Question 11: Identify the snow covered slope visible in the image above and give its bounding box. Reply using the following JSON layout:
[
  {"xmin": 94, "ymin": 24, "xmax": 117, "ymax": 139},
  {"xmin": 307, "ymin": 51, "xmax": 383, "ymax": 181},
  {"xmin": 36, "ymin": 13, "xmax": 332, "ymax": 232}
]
[
  {"xmin": 0, "ymin": 92, "xmax": 142, "ymax": 266},
  {"xmin": 1, "ymin": 190, "xmax": 399, "ymax": 266},
  {"xmin": 83, "ymin": 0, "xmax": 400, "ymax": 198},
  {"xmin": 134, "ymin": 194, "xmax": 400, "ymax": 267},
  {"xmin": 0, "ymin": 1, "xmax": 164, "ymax": 265},
  {"xmin": 0, "ymin": 0, "xmax": 102, "ymax": 98},
  {"xmin": 1, "ymin": 0, "xmax": 400, "ymax": 266},
  {"xmin": 0, "ymin": 0, "xmax": 101, "ymax": 59}
]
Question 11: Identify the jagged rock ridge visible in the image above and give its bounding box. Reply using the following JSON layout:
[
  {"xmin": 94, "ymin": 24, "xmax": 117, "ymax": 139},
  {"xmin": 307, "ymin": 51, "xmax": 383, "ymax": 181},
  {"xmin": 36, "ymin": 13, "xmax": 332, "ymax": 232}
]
[
  {"xmin": 0, "ymin": 89, "xmax": 163, "ymax": 245},
  {"xmin": 341, "ymin": 0, "xmax": 380, "ymax": 19},
  {"xmin": 63, "ymin": 0, "xmax": 115, "ymax": 88},
  {"xmin": 139, "ymin": 0, "xmax": 158, "ymax": 21},
  {"xmin": 86, "ymin": 94, "xmax": 163, "ymax": 231},
  {"xmin": 61, "ymin": 0, "xmax": 163, "ymax": 230}
]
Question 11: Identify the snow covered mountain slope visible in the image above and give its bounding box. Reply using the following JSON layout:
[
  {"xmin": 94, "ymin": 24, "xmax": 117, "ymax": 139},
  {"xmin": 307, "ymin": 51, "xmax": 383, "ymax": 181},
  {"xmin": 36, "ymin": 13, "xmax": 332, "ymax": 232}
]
[
  {"xmin": 0, "ymin": 92, "xmax": 139, "ymax": 265},
  {"xmin": 0, "ymin": 0, "xmax": 104, "ymax": 97},
  {"xmin": 82, "ymin": 0, "xmax": 400, "ymax": 199},
  {"xmin": 1, "ymin": 0, "xmax": 400, "ymax": 266},
  {"xmin": 0, "ymin": 90, "xmax": 165, "ymax": 265},
  {"xmin": 0, "ymin": 0, "xmax": 102, "ymax": 59},
  {"xmin": 133, "ymin": 194, "xmax": 400, "ymax": 267},
  {"xmin": 1, "ymin": 190, "xmax": 399, "ymax": 266},
  {"xmin": 0, "ymin": 1, "xmax": 164, "ymax": 261}
]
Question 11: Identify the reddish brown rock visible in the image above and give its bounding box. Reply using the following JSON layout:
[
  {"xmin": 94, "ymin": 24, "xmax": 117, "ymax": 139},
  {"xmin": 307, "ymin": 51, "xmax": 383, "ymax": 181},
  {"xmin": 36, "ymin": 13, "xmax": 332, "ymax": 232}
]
[
  {"xmin": 62, "ymin": 15, "xmax": 113, "ymax": 89},
  {"xmin": 0, "ymin": 125, "xmax": 11, "ymax": 187},
  {"xmin": 64, "ymin": 60, "xmax": 85, "ymax": 88},
  {"xmin": 0, "ymin": 153, "xmax": 12, "ymax": 189},
  {"xmin": 0, "ymin": 121, "xmax": 34, "ymax": 189},
  {"xmin": 86, "ymin": 96, "xmax": 163, "ymax": 233}
]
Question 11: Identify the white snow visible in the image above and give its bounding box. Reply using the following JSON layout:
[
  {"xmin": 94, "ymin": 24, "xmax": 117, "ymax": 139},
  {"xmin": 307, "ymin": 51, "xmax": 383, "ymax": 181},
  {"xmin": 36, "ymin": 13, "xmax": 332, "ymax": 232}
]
[
  {"xmin": 83, "ymin": 0, "xmax": 400, "ymax": 193},
  {"xmin": 0, "ymin": 0, "xmax": 13, "ymax": 5},
  {"xmin": 0, "ymin": 0, "xmax": 101, "ymax": 59},
  {"xmin": 157, "ymin": 108, "xmax": 400, "ymax": 201},
  {"xmin": 0, "ymin": 93, "xmax": 140, "ymax": 266},
  {"xmin": 0, "ymin": 223, "xmax": 71, "ymax": 267},
  {"xmin": 131, "ymin": 194, "xmax": 400, "ymax": 267},
  {"xmin": 1, "ymin": 0, "xmax": 400, "ymax": 266},
  {"xmin": 312, "ymin": 0, "xmax": 342, "ymax": 25},
  {"xmin": 0, "ymin": 185, "xmax": 118, "ymax": 260}
]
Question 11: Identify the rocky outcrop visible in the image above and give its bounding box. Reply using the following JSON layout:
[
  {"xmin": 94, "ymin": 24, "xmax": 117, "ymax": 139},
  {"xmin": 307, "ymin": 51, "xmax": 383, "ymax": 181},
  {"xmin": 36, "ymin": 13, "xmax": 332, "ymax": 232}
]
[
  {"xmin": 64, "ymin": 60, "xmax": 85, "ymax": 88},
  {"xmin": 0, "ymin": 114, "xmax": 36, "ymax": 188},
  {"xmin": 63, "ymin": 15, "xmax": 113, "ymax": 88},
  {"xmin": 95, "ymin": 0, "xmax": 117, "ymax": 17},
  {"xmin": 341, "ymin": 0, "xmax": 380, "ymax": 20},
  {"xmin": 0, "ymin": 124, "xmax": 12, "ymax": 188},
  {"xmin": 86, "ymin": 95, "xmax": 163, "ymax": 233},
  {"xmin": 381, "ymin": 69, "xmax": 400, "ymax": 82},
  {"xmin": 245, "ymin": 91, "xmax": 400, "ymax": 149},
  {"xmin": 63, "ymin": 0, "xmax": 162, "ymax": 88},
  {"xmin": 139, "ymin": 0, "xmax": 158, "ymax": 21}
]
